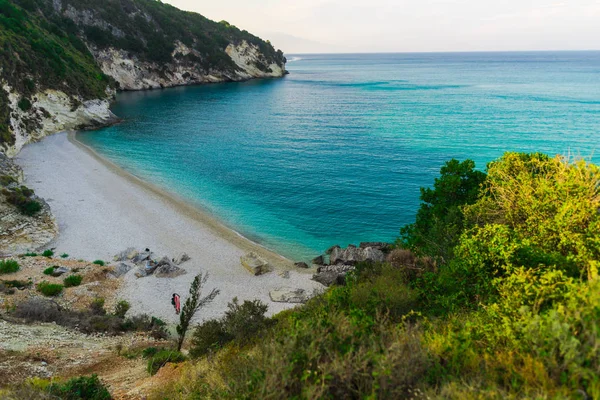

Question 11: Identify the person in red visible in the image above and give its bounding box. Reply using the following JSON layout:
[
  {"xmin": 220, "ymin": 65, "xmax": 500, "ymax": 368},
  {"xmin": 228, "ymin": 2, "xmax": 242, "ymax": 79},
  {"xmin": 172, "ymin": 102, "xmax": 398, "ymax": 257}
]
[{"xmin": 171, "ymin": 293, "xmax": 181, "ymax": 315}]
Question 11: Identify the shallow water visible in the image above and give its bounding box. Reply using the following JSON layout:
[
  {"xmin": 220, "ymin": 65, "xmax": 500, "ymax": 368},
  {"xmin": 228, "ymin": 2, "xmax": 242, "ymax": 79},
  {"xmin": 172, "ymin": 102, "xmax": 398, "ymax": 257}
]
[{"xmin": 79, "ymin": 52, "xmax": 600, "ymax": 261}]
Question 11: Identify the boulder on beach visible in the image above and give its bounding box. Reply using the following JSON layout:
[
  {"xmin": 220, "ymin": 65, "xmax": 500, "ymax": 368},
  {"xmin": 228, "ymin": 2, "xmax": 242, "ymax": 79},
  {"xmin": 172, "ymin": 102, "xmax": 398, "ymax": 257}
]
[
  {"xmin": 294, "ymin": 262, "xmax": 310, "ymax": 269},
  {"xmin": 113, "ymin": 247, "xmax": 139, "ymax": 262},
  {"xmin": 132, "ymin": 250, "xmax": 153, "ymax": 264},
  {"xmin": 240, "ymin": 252, "xmax": 270, "ymax": 275},
  {"xmin": 173, "ymin": 253, "xmax": 191, "ymax": 265},
  {"xmin": 154, "ymin": 256, "xmax": 186, "ymax": 278},
  {"xmin": 110, "ymin": 262, "xmax": 132, "ymax": 278},
  {"xmin": 269, "ymin": 287, "xmax": 311, "ymax": 304}
]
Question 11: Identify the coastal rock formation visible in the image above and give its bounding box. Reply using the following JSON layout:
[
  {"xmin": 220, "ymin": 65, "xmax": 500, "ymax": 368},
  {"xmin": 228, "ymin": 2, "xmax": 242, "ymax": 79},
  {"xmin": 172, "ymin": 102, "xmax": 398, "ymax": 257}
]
[
  {"xmin": 1, "ymin": 85, "xmax": 117, "ymax": 157},
  {"xmin": 0, "ymin": 0, "xmax": 286, "ymax": 156},
  {"xmin": 330, "ymin": 245, "xmax": 386, "ymax": 265},
  {"xmin": 0, "ymin": 154, "xmax": 58, "ymax": 255},
  {"xmin": 312, "ymin": 265, "xmax": 355, "ymax": 287},
  {"xmin": 311, "ymin": 243, "xmax": 391, "ymax": 286},
  {"xmin": 94, "ymin": 40, "xmax": 285, "ymax": 92},
  {"xmin": 269, "ymin": 287, "xmax": 312, "ymax": 304},
  {"xmin": 241, "ymin": 252, "xmax": 270, "ymax": 276}
]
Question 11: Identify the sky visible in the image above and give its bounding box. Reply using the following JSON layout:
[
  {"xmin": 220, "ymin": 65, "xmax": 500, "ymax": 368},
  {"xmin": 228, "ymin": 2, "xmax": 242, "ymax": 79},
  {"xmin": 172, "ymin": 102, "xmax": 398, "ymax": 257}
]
[{"xmin": 164, "ymin": 0, "xmax": 600, "ymax": 54}]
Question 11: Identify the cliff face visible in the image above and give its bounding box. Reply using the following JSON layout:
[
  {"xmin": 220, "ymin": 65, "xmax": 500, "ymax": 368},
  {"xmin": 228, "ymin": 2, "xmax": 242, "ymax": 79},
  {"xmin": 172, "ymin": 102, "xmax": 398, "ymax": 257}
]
[
  {"xmin": 93, "ymin": 40, "xmax": 285, "ymax": 91},
  {"xmin": 0, "ymin": 0, "xmax": 286, "ymax": 155},
  {"xmin": 0, "ymin": 153, "xmax": 58, "ymax": 254}
]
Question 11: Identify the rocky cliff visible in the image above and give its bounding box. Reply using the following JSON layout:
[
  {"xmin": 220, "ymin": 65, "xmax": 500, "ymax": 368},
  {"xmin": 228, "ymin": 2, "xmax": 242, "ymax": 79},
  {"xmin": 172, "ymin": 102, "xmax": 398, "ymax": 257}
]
[
  {"xmin": 0, "ymin": 153, "xmax": 58, "ymax": 254},
  {"xmin": 0, "ymin": 0, "xmax": 286, "ymax": 155}
]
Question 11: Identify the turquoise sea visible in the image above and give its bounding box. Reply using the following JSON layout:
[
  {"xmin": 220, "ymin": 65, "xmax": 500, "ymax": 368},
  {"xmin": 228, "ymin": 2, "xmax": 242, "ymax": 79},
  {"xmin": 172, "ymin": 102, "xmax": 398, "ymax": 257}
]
[{"xmin": 79, "ymin": 52, "xmax": 600, "ymax": 261}]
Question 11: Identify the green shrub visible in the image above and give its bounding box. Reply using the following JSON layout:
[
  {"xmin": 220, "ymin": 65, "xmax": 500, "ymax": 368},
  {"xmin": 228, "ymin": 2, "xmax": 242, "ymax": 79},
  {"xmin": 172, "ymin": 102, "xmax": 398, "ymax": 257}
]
[
  {"xmin": 190, "ymin": 297, "xmax": 270, "ymax": 358},
  {"xmin": 147, "ymin": 350, "xmax": 187, "ymax": 375},
  {"xmin": 92, "ymin": 260, "xmax": 105, "ymax": 266},
  {"xmin": 48, "ymin": 374, "xmax": 111, "ymax": 400},
  {"xmin": 398, "ymin": 158, "xmax": 486, "ymax": 260},
  {"xmin": 64, "ymin": 275, "xmax": 83, "ymax": 287},
  {"xmin": 36, "ymin": 281, "xmax": 63, "ymax": 296},
  {"xmin": 190, "ymin": 319, "xmax": 231, "ymax": 358},
  {"xmin": 0, "ymin": 175, "xmax": 16, "ymax": 186},
  {"xmin": 42, "ymin": 249, "xmax": 54, "ymax": 257},
  {"xmin": 89, "ymin": 298, "xmax": 106, "ymax": 315},
  {"xmin": 142, "ymin": 346, "xmax": 162, "ymax": 359},
  {"xmin": 2, "ymin": 186, "xmax": 42, "ymax": 216},
  {"xmin": 23, "ymin": 252, "xmax": 37, "ymax": 257},
  {"xmin": 43, "ymin": 266, "xmax": 55, "ymax": 275},
  {"xmin": 60, "ymin": 253, "xmax": 69, "ymax": 258},
  {"xmin": 18, "ymin": 97, "xmax": 32, "ymax": 111},
  {"xmin": 0, "ymin": 259, "xmax": 20, "ymax": 274},
  {"xmin": 114, "ymin": 300, "xmax": 130, "ymax": 318}
]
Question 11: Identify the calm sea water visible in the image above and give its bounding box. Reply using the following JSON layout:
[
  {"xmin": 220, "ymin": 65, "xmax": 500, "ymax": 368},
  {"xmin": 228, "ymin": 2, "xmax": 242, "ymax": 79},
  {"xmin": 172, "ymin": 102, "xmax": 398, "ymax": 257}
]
[{"xmin": 79, "ymin": 52, "xmax": 600, "ymax": 261}]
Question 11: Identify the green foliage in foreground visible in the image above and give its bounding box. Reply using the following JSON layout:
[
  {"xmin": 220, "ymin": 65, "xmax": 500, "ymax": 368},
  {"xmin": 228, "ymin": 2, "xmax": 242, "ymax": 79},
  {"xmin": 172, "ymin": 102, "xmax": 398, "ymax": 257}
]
[
  {"xmin": 151, "ymin": 152, "xmax": 600, "ymax": 399},
  {"xmin": 92, "ymin": 260, "xmax": 105, "ymax": 266},
  {"xmin": 49, "ymin": 375, "xmax": 111, "ymax": 400},
  {"xmin": 0, "ymin": 259, "xmax": 19, "ymax": 274}
]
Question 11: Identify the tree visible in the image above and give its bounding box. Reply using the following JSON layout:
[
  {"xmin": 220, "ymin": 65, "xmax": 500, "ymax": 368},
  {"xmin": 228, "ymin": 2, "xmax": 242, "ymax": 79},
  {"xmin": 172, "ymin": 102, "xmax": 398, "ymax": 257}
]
[
  {"xmin": 176, "ymin": 272, "xmax": 220, "ymax": 351},
  {"xmin": 398, "ymin": 159, "xmax": 486, "ymax": 261}
]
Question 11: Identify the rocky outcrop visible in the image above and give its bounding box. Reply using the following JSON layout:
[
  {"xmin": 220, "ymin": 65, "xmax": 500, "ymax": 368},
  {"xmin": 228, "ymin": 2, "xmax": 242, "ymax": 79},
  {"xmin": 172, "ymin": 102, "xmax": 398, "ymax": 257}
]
[
  {"xmin": 1, "ymin": 84, "xmax": 117, "ymax": 157},
  {"xmin": 94, "ymin": 41, "xmax": 285, "ymax": 92},
  {"xmin": 330, "ymin": 244, "xmax": 386, "ymax": 265},
  {"xmin": 0, "ymin": 153, "xmax": 58, "ymax": 255},
  {"xmin": 311, "ymin": 243, "xmax": 391, "ymax": 287},
  {"xmin": 312, "ymin": 265, "xmax": 355, "ymax": 287},
  {"xmin": 240, "ymin": 252, "xmax": 270, "ymax": 276}
]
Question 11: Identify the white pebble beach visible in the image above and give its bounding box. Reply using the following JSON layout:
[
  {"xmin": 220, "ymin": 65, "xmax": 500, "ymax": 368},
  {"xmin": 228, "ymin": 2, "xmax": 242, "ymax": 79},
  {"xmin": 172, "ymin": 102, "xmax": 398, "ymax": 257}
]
[{"xmin": 16, "ymin": 131, "xmax": 323, "ymax": 323}]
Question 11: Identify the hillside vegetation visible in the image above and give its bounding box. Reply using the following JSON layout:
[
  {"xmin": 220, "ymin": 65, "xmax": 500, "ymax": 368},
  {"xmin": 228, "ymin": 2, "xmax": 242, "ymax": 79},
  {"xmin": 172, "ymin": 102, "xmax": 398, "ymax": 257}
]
[{"xmin": 149, "ymin": 152, "xmax": 599, "ymax": 399}]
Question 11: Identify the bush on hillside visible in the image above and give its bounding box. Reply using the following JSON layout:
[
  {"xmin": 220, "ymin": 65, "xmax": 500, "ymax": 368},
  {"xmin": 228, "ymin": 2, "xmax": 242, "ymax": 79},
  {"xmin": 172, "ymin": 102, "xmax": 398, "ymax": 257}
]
[
  {"xmin": 2, "ymin": 186, "xmax": 42, "ymax": 216},
  {"xmin": 36, "ymin": 281, "xmax": 63, "ymax": 296},
  {"xmin": 152, "ymin": 152, "xmax": 600, "ymax": 400},
  {"xmin": 113, "ymin": 300, "xmax": 130, "ymax": 318},
  {"xmin": 0, "ymin": 259, "xmax": 20, "ymax": 274},
  {"xmin": 63, "ymin": 274, "xmax": 83, "ymax": 287},
  {"xmin": 190, "ymin": 297, "xmax": 270, "ymax": 358},
  {"xmin": 147, "ymin": 350, "xmax": 187, "ymax": 376},
  {"xmin": 48, "ymin": 374, "xmax": 111, "ymax": 400}
]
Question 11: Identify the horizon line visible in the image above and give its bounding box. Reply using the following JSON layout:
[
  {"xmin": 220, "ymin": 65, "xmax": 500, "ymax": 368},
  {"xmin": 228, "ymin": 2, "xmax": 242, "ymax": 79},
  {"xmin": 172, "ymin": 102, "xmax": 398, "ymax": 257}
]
[{"xmin": 283, "ymin": 49, "xmax": 600, "ymax": 56}]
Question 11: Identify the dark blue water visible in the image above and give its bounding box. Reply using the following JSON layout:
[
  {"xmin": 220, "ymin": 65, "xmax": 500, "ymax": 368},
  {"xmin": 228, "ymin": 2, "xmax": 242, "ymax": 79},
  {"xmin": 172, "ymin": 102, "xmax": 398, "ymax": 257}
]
[{"xmin": 79, "ymin": 52, "xmax": 600, "ymax": 261}]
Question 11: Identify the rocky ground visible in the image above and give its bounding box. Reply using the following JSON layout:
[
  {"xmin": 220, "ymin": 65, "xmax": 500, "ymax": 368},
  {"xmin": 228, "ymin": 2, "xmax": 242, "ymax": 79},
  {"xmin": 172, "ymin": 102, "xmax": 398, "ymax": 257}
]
[{"xmin": 0, "ymin": 254, "xmax": 170, "ymax": 399}]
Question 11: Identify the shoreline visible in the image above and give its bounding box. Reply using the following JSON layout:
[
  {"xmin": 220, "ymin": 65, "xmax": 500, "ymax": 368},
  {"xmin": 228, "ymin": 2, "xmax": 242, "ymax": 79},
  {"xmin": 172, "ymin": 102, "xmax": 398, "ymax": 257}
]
[
  {"xmin": 69, "ymin": 131, "xmax": 294, "ymax": 270},
  {"xmin": 16, "ymin": 132, "xmax": 322, "ymax": 322}
]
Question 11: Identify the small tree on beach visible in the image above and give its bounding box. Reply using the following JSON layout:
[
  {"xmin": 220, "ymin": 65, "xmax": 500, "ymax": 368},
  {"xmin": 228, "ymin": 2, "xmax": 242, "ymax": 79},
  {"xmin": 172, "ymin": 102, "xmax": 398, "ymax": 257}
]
[{"xmin": 176, "ymin": 272, "xmax": 220, "ymax": 351}]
